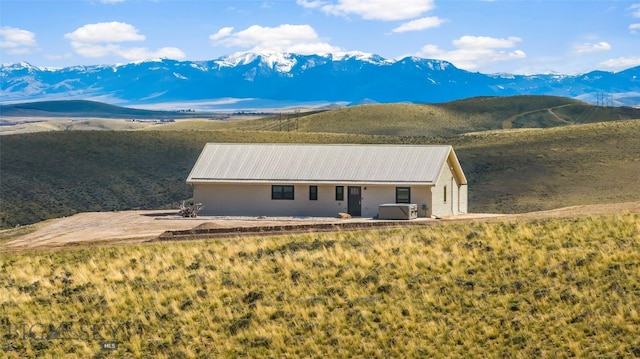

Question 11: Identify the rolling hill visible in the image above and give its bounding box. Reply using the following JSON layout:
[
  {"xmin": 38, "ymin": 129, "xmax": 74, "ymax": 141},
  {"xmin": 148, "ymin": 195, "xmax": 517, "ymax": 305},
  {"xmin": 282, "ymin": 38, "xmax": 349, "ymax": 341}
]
[
  {"xmin": 1, "ymin": 95, "xmax": 639, "ymax": 228},
  {"xmin": 1, "ymin": 118, "xmax": 639, "ymax": 229},
  {"xmin": 4, "ymin": 96, "xmax": 640, "ymax": 137},
  {"xmin": 155, "ymin": 96, "xmax": 640, "ymax": 137},
  {"xmin": 0, "ymin": 100, "xmax": 209, "ymax": 119}
]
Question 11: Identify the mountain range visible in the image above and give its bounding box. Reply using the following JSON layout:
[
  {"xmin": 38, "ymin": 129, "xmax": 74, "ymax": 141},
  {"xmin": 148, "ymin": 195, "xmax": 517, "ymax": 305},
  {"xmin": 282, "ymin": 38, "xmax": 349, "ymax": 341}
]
[{"xmin": 2, "ymin": 52, "xmax": 639, "ymax": 109}]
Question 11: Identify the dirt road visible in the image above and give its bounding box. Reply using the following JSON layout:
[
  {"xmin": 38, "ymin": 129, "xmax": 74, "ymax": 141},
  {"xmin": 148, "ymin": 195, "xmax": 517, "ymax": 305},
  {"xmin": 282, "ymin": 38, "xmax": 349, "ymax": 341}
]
[
  {"xmin": 0, "ymin": 210, "xmax": 382, "ymax": 251},
  {"xmin": 1, "ymin": 202, "xmax": 638, "ymax": 252}
]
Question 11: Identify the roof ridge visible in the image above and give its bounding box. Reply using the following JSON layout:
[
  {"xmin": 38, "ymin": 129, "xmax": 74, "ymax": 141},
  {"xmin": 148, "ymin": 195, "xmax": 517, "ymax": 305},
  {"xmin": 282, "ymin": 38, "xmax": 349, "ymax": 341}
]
[{"xmin": 204, "ymin": 143, "xmax": 452, "ymax": 147}]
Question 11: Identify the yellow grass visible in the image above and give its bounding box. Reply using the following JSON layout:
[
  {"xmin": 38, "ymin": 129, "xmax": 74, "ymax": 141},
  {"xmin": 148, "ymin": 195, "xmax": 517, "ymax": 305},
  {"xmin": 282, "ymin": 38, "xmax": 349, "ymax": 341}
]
[{"xmin": 1, "ymin": 213, "xmax": 639, "ymax": 357}]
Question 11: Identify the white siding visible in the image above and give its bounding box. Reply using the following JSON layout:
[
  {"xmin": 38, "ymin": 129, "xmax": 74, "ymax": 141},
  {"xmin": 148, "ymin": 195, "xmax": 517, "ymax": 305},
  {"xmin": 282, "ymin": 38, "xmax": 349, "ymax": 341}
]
[
  {"xmin": 359, "ymin": 185, "xmax": 430, "ymax": 218},
  {"xmin": 194, "ymin": 183, "xmax": 346, "ymax": 217},
  {"xmin": 415, "ymin": 186, "xmax": 433, "ymax": 218},
  {"xmin": 458, "ymin": 184, "xmax": 468, "ymax": 214},
  {"xmin": 358, "ymin": 185, "xmax": 391, "ymax": 218},
  {"xmin": 194, "ymin": 183, "xmax": 434, "ymax": 218},
  {"xmin": 431, "ymin": 158, "xmax": 468, "ymax": 217}
]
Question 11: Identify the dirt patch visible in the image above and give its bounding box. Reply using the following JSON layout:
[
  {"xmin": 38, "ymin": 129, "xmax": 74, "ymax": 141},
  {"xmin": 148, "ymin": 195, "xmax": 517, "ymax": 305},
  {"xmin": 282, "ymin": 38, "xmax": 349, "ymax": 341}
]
[
  {"xmin": 1, "ymin": 202, "xmax": 638, "ymax": 253},
  {"xmin": 0, "ymin": 211, "xmax": 372, "ymax": 251},
  {"xmin": 514, "ymin": 201, "xmax": 640, "ymax": 219},
  {"xmin": 0, "ymin": 210, "xmax": 202, "ymax": 250}
]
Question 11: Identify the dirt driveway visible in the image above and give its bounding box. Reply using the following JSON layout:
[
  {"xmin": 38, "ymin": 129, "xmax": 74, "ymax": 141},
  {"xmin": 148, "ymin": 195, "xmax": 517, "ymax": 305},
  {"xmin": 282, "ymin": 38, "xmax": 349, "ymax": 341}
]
[
  {"xmin": 0, "ymin": 210, "xmax": 389, "ymax": 251},
  {"xmin": 1, "ymin": 202, "xmax": 638, "ymax": 252}
]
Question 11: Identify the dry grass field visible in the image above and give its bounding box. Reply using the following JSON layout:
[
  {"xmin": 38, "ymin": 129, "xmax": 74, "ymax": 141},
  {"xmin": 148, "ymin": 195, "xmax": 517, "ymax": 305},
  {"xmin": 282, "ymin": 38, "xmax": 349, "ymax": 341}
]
[
  {"xmin": 0, "ymin": 118, "xmax": 156, "ymax": 135},
  {"xmin": 1, "ymin": 210, "xmax": 639, "ymax": 358}
]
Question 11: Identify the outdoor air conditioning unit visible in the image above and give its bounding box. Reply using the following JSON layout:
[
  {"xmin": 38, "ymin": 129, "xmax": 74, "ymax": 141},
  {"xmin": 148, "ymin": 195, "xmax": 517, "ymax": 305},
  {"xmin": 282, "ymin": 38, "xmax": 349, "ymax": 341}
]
[{"xmin": 378, "ymin": 203, "xmax": 418, "ymax": 220}]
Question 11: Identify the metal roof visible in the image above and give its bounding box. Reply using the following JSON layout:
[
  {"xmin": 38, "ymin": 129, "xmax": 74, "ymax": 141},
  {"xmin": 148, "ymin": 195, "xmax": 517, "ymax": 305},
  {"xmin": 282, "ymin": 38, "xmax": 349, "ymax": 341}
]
[{"xmin": 186, "ymin": 143, "xmax": 466, "ymax": 185}]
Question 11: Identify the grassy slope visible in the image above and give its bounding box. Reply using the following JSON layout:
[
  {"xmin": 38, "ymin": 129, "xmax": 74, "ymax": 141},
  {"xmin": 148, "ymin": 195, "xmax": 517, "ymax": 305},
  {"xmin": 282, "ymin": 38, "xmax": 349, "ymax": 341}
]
[
  {"xmin": 155, "ymin": 95, "xmax": 640, "ymax": 136},
  {"xmin": 1, "ymin": 214, "xmax": 639, "ymax": 357},
  {"xmin": 0, "ymin": 100, "xmax": 205, "ymax": 119},
  {"xmin": 293, "ymin": 104, "xmax": 469, "ymax": 136},
  {"xmin": 2, "ymin": 120, "xmax": 640, "ymax": 228},
  {"xmin": 0, "ymin": 131, "xmax": 390, "ymax": 228},
  {"xmin": 455, "ymin": 120, "xmax": 640, "ymax": 213}
]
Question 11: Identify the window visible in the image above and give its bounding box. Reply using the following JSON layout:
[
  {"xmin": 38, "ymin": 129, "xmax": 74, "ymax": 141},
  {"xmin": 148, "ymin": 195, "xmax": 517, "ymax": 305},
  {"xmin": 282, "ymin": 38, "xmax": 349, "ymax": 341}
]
[
  {"xmin": 272, "ymin": 185, "xmax": 294, "ymax": 200},
  {"xmin": 396, "ymin": 187, "xmax": 411, "ymax": 203},
  {"xmin": 443, "ymin": 186, "xmax": 447, "ymax": 203},
  {"xmin": 309, "ymin": 186, "xmax": 318, "ymax": 201},
  {"xmin": 335, "ymin": 186, "xmax": 344, "ymax": 201}
]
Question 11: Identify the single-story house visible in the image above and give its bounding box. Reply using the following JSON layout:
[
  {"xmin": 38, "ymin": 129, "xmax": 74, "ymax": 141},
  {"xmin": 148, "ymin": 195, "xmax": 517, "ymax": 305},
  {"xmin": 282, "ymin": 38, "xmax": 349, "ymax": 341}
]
[{"xmin": 186, "ymin": 143, "xmax": 468, "ymax": 218}]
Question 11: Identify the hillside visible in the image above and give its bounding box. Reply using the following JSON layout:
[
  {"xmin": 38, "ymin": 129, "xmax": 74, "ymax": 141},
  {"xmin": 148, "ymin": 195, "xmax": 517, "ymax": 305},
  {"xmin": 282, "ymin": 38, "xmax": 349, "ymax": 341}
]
[
  {"xmin": 1, "ymin": 214, "xmax": 638, "ymax": 357},
  {"xmin": 4, "ymin": 96, "xmax": 640, "ymax": 137},
  {"xmin": 155, "ymin": 96, "xmax": 640, "ymax": 137},
  {"xmin": 440, "ymin": 95, "xmax": 640, "ymax": 129},
  {"xmin": 1, "ymin": 119, "xmax": 639, "ymax": 229},
  {"xmin": 0, "ymin": 100, "xmax": 207, "ymax": 119}
]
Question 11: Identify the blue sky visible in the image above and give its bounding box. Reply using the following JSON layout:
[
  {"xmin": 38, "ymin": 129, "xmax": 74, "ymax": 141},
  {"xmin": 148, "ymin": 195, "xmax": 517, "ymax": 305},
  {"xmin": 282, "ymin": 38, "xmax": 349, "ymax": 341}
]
[{"xmin": 1, "ymin": 0, "xmax": 639, "ymax": 74}]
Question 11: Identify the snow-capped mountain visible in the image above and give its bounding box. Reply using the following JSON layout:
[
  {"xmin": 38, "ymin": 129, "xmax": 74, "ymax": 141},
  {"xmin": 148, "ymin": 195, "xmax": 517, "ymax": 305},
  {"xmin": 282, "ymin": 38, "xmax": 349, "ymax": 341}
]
[{"xmin": 1, "ymin": 52, "xmax": 639, "ymax": 107}]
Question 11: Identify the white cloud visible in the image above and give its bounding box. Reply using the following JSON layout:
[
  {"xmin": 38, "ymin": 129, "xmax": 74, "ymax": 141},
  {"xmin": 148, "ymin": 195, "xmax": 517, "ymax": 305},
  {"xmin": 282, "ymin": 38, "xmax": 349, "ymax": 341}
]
[
  {"xmin": 68, "ymin": 42, "xmax": 186, "ymax": 60},
  {"xmin": 69, "ymin": 42, "xmax": 120, "ymax": 58},
  {"xmin": 100, "ymin": 0, "xmax": 125, "ymax": 3},
  {"xmin": 118, "ymin": 47, "xmax": 186, "ymax": 61},
  {"xmin": 452, "ymin": 36, "xmax": 522, "ymax": 49},
  {"xmin": 44, "ymin": 53, "xmax": 73, "ymax": 61},
  {"xmin": 630, "ymin": 3, "xmax": 640, "ymax": 18},
  {"xmin": 573, "ymin": 41, "xmax": 611, "ymax": 54},
  {"xmin": 599, "ymin": 56, "xmax": 640, "ymax": 70},
  {"xmin": 0, "ymin": 26, "xmax": 38, "ymax": 55},
  {"xmin": 296, "ymin": 0, "xmax": 325, "ymax": 9},
  {"xmin": 210, "ymin": 24, "xmax": 341, "ymax": 54},
  {"xmin": 416, "ymin": 35, "xmax": 526, "ymax": 71},
  {"xmin": 318, "ymin": 0, "xmax": 435, "ymax": 21},
  {"xmin": 392, "ymin": 16, "xmax": 447, "ymax": 33},
  {"xmin": 209, "ymin": 27, "xmax": 234, "ymax": 41},
  {"xmin": 65, "ymin": 21, "xmax": 185, "ymax": 61},
  {"xmin": 65, "ymin": 22, "xmax": 145, "ymax": 43},
  {"xmin": 630, "ymin": 23, "xmax": 640, "ymax": 35}
]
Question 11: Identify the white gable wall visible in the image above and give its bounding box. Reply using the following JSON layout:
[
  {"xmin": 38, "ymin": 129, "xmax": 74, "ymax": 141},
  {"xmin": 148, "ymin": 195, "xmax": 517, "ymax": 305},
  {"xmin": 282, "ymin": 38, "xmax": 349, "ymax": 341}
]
[{"xmin": 430, "ymin": 158, "xmax": 467, "ymax": 217}]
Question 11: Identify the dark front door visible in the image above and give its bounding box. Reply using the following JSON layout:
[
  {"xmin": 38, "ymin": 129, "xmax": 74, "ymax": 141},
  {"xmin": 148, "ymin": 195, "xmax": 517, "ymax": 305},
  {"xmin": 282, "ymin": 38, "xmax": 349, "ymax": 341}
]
[{"xmin": 348, "ymin": 186, "xmax": 361, "ymax": 217}]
